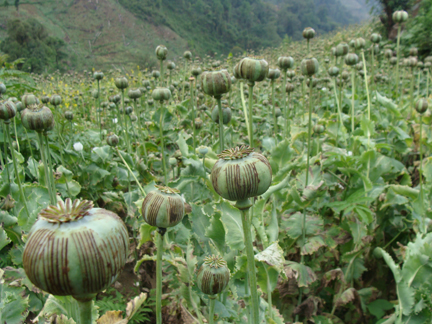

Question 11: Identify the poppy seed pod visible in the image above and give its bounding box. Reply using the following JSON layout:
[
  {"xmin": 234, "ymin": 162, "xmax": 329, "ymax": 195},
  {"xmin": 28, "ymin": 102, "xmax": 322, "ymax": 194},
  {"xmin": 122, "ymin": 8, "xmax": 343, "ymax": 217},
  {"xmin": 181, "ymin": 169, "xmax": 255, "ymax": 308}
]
[
  {"xmin": 277, "ymin": 56, "xmax": 294, "ymax": 71},
  {"xmin": 300, "ymin": 57, "xmax": 319, "ymax": 76},
  {"xmin": 22, "ymin": 94, "xmax": 38, "ymax": 108},
  {"xmin": 235, "ymin": 57, "xmax": 269, "ymax": 82},
  {"xmin": 384, "ymin": 49, "xmax": 393, "ymax": 59},
  {"xmin": 328, "ymin": 66, "xmax": 340, "ymax": 77},
  {"xmin": 93, "ymin": 71, "xmax": 104, "ymax": 80},
  {"xmin": 410, "ymin": 48, "xmax": 418, "ymax": 57},
  {"xmin": 354, "ymin": 38, "xmax": 366, "ymax": 50},
  {"xmin": 349, "ymin": 39, "xmax": 356, "ymax": 48},
  {"xmin": 302, "ymin": 27, "xmax": 315, "ymax": 39},
  {"xmin": 331, "ymin": 47, "xmax": 337, "ymax": 57},
  {"xmin": 141, "ymin": 185, "xmax": 185, "ymax": 228},
  {"xmin": 91, "ymin": 89, "xmax": 99, "ymax": 99},
  {"xmin": 21, "ymin": 105, "xmax": 54, "ymax": 132},
  {"xmin": 201, "ymin": 70, "xmax": 231, "ymax": 97},
  {"xmin": 115, "ymin": 77, "xmax": 129, "ymax": 90},
  {"xmin": 196, "ymin": 255, "xmax": 230, "ymax": 296},
  {"xmin": 167, "ymin": 61, "xmax": 176, "ymax": 70},
  {"xmin": 64, "ymin": 110, "xmax": 74, "ymax": 121},
  {"xmin": 0, "ymin": 82, "xmax": 6, "ymax": 95},
  {"xmin": 50, "ymin": 94, "xmax": 62, "ymax": 107},
  {"xmin": 408, "ymin": 56, "xmax": 418, "ymax": 68},
  {"xmin": 286, "ymin": 83, "xmax": 295, "ymax": 93},
  {"xmin": 152, "ymin": 87, "xmax": 171, "ymax": 102},
  {"xmin": 268, "ymin": 68, "xmax": 281, "ymax": 80},
  {"xmin": 370, "ymin": 33, "xmax": 382, "ymax": 44},
  {"xmin": 341, "ymin": 70, "xmax": 350, "ymax": 80},
  {"xmin": 416, "ymin": 98, "xmax": 428, "ymax": 114},
  {"xmin": 336, "ymin": 43, "xmax": 349, "ymax": 57},
  {"xmin": 143, "ymin": 80, "xmax": 151, "ymax": 88},
  {"xmin": 211, "ymin": 146, "xmax": 272, "ymax": 201},
  {"xmin": 211, "ymin": 106, "xmax": 232, "ymax": 124},
  {"xmin": 152, "ymin": 70, "xmax": 160, "ymax": 79},
  {"xmin": 393, "ymin": 10, "xmax": 409, "ymax": 23},
  {"xmin": 390, "ymin": 57, "xmax": 398, "ymax": 65},
  {"xmin": 287, "ymin": 70, "xmax": 296, "ymax": 79},
  {"xmin": 23, "ymin": 199, "xmax": 129, "ymax": 302},
  {"xmin": 107, "ymin": 134, "xmax": 119, "ymax": 147},
  {"xmin": 0, "ymin": 101, "xmax": 16, "ymax": 123},
  {"xmin": 15, "ymin": 101, "xmax": 24, "ymax": 112},
  {"xmin": 313, "ymin": 124, "xmax": 325, "ymax": 134},
  {"xmin": 345, "ymin": 53, "xmax": 359, "ymax": 66},
  {"xmin": 41, "ymin": 95, "xmax": 50, "ymax": 104},
  {"xmin": 125, "ymin": 106, "xmax": 133, "ymax": 115},
  {"xmin": 128, "ymin": 89, "xmax": 142, "ymax": 99},
  {"xmin": 192, "ymin": 67, "xmax": 202, "ymax": 77},
  {"xmin": 155, "ymin": 45, "xmax": 168, "ymax": 61},
  {"xmin": 184, "ymin": 51, "xmax": 192, "ymax": 60}
]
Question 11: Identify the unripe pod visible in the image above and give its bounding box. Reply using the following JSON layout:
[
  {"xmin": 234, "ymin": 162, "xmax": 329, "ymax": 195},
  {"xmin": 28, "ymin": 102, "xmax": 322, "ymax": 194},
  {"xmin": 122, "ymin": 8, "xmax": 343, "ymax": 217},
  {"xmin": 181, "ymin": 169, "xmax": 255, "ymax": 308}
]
[
  {"xmin": 328, "ymin": 66, "xmax": 340, "ymax": 77},
  {"xmin": 277, "ymin": 56, "xmax": 294, "ymax": 71},
  {"xmin": 416, "ymin": 98, "xmax": 428, "ymax": 114},
  {"xmin": 23, "ymin": 199, "xmax": 128, "ymax": 302},
  {"xmin": 201, "ymin": 70, "xmax": 231, "ymax": 97},
  {"xmin": 268, "ymin": 68, "xmax": 281, "ymax": 80},
  {"xmin": 167, "ymin": 61, "xmax": 176, "ymax": 70},
  {"xmin": 41, "ymin": 95, "xmax": 50, "ymax": 104},
  {"xmin": 331, "ymin": 47, "xmax": 337, "ymax": 57},
  {"xmin": 300, "ymin": 57, "xmax": 319, "ymax": 76},
  {"xmin": 235, "ymin": 57, "xmax": 269, "ymax": 82},
  {"xmin": 393, "ymin": 10, "xmax": 408, "ymax": 23},
  {"xmin": 313, "ymin": 124, "xmax": 325, "ymax": 134},
  {"xmin": 425, "ymin": 62, "xmax": 431, "ymax": 68},
  {"xmin": 354, "ymin": 38, "xmax": 366, "ymax": 50},
  {"xmin": 152, "ymin": 87, "xmax": 171, "ymax": 102},
  {"xmin": 50, "ymin": 95, "xmax": 62, "ymax": 106},
  {"xmin": 115, "ymin": 77, "xmax": 128, "ymax": 90},
  {"xmin": 410, "ymin": 47, "xmax": 418, "ymax": 57},
  {"xmin": 286, "ymin": 83, "xmax": 295, "ymax": 93},
  {"xmin": 370, "ymin": 33, "xmax": 382, "ymax": 44},
  {"xmin": 148, "ymin": 99, "xmax": 154, "ymax": 106},
  {"xmin": 356, "ymin": 62, "xmax": 363, "ymax": 71},
  {"xmin": 22, "ymin": 94, "xmax": 38, "ymax": 107},
  {"xmin": 143, "ymin": 80, "xmax": 151, "ymax": 88},
  {"xmin": 141, "ymin": 185, "xmax": 185, "ymax": 228},
  {"xmin": 425, "ymin": 56, "xmax": 432, "ymax": 63},
  {"xmin": 349, "ymin": 39, "xmax": 355, "ymax": 48},
  {"xmin": 91, "ymin": 89, "xmax": 99, "ymax": 99},
  {"xmin": 287, "ymin": 70, "xmax": 296, "ymax": 79},
  {"xmin": 125, "ymin": 106, "xmax": 133, "ymax": 115},
  {"xmin": 373, "ymin": 44, "xmax": 380, "ymax": 55},
  {"xmin": 336, "ymin": 43, "xmax": 349, "ymax": 57},
  {"xmin": 0, "ymin": 82, "xmax": 6, "ymax": 95},
  {"xmin": 196, "ymin": 255, "xmax": 230, "ymax": 296},
  {"xmin": 0, "ymin": 101, "xmax": 16, "ymax": 122},
  {"xmin": 211, "ymin": 146, "xmax": 272, "ymax": 201},
  {"xmin": 384, "ymin": 49, "xmax": 393, "ymax": 59},
  {"xmin": 107, "ymin": 134, "xmax": 119, "ymax": 147},
  {"xmin": 306, "ymin": 78, "xmax": 319, "ymax": 88},
  {"xmin": 152, "ymin": 70, "xmax": 160, "ymax": 79},
  {"xmin": 341, "ymin": 70, "xmax": 350, "ymax": 80},
  {"xmin": 195, "ymin": 117, "xmax": 203, "ymax": 129},
  {"xmin": 184, "ymin": 51, "xmax": 192, "ymax": 60},
  {"xmin": 302, "ymin": 27, "xmax": 315, "ymax": 39},
  {"xmin": 211, "ymin": 106, "xmax": 232, "ymax": 124},
  {"xmin": 108, "ymin": 102, "xmax": 116, "ymax": 110},
  {"xmin": 93, "ymin": 71, "xmax": 104, "ymax": 80},
  {"xmin": 390, "ymin": 57, "xmax": 398, "ymax": 65},
  {"xmin": 155, "ymin": 45, "xmax": 168, "ymax": 61},
  {"xmin": 345, "ymin": 53, "xmax": 359, "ymax": 66},
  {"xmin": 192, "ymin": 67, "xmax": 202, "ymax": 76},
  {"xmin": 15, "ymin": 101, "xmax": 24, "ymax": 112},
  {"xmin": 21, "ymin": 105, "xmax": 54, "ymax": 132},
  {"xmin": 275, "ymin": 107, "xmax": 282, "ymax": 117},
  {"xmin": 64, "ymin": 110, "xmax": 74, "ymax": 121},
  {"xmin": 408, "ymin": 56, "xmax": 418, "ymax": 68},
  {"xmin": 124, "ymin": 98, "xmax": 131, "ymax": 104},
  {"xmin": 128, "ymin": 88, "xmax": 142, "ymax": 99}
]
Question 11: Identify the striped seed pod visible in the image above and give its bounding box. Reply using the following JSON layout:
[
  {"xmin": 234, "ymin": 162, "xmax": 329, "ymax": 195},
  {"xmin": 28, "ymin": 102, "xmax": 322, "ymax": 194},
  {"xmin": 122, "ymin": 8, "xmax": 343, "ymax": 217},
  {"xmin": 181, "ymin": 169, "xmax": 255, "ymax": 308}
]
[
  {"xmin": 22, "ymin": 94, "xmax": 38, "ymax": 108},
  {"xmin": 155, "ymin": 45, "xmax": 168, "ymax": 61},
  {"xmin": 302, "ymin": 27, "xmax": 315, "ymax": 39},
  {"xmin": 128, "ymin": 88, "xmax": 142, "ymax": 99},
  {"xmin": 354, "ymin": 38, "xmax": 366, "ymax": 50},
  {"xmin": 21, "ymin": 105, "xmax": 54, "ymax": 132},
  {"xmin": 393, "ymin": 10, "xmax": 408, "ymax": 23},
  {"xmin": 416, "ymin": 98, "xmax": 428, "ymax": 114},
  {"xmin": 50, "ymin": 94, "xmax": 62, "ymax": 107},
  {"xmin": 277, "ymin": 56, "xmax": 294, "ymax": 71},
  {"xmin": 93, "ymin": 71, "xmax": 104, "ymax": 80},
  {"xmin": 184, "ymin": 51, "xmax": 192, "ymax": 60},
  {"xmin": 336, "ymin": 43, "xmax": 349, "ymax": 57},
  {"xmin": 0, "ymin": 101, "xmax": 17, "ymax": 123},
  {"xmin": 267, "ymin": 68, "xmax": 281, "ymax": 80},
  {"xmin": 370, "ymin": 33, "xmax": 382, "ymax": 44},
  {"xmin": 211, "ymin": 146, "xmax": 272, "ymax": 202},
  {"xmin": 200, "ymin": 70, "xmax": 231, "ymax": 97},
  {"xmin": 152, "ymin": 87, "xmax": 171, "ymax": 102},
  {"xmin": 197, "ymin": 255, "xmax": 230, "ymax": 296},
  {"xmin": 328, "ymin": 66, "xmax": 340, "ymax": 77},
  {"xmin": 345, "ymin": 53, "xmax": 359, "ymax": 66},
  {"xmin": 300, "ymin": 57, "xmax": 319, "ymax": 76},
  {"xmin": 115, "ymin": 77, "xmax": 129, "ymax": 90},
  {"xmin": 235, "ymin": 57, "xmax": 269, "ymax": 82},
  {"xmin": 141, "ymin": 185, "xmax": 185, "ymax": 228},
  {"xmin": 211, "ymin": 106, "xmax": 231, "ymax": 124},
  {"xmin": 23, "ymin": 199, "xmax": 129, "ymax": 302}
]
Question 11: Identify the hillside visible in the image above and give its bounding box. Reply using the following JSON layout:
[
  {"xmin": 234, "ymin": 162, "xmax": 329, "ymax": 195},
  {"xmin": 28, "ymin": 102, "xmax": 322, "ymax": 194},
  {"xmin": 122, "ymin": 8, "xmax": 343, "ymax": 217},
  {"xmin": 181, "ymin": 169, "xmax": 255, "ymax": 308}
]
[{"xmin": 0, "ymin": 0, "xmax": 370, "ymax": 72}]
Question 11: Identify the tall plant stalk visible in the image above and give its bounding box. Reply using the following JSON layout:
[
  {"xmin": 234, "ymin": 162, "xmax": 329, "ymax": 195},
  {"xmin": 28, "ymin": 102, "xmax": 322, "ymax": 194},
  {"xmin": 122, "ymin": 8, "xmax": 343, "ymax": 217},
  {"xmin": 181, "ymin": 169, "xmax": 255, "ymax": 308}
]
[
  {"xmin": 247, "ymin": 82, "xmax": 255, "ymax": 147},
  {"xmin": 156, "ymin": 228, "xmax": 166, "ymax": 324},
  {"xmin": 216, "ymin": 96, "xmax": 224, "ymax": 153},
  {"xmin": 395, "ymin": 25, "xmax": 402, "ymax": 94},
  {"xmin": 159, "ymin": 102, "xmax": 168, "ymax": 184},
  {"xmin": 37, "ymin": 132, "xmax": 56, "ymax": 204}
]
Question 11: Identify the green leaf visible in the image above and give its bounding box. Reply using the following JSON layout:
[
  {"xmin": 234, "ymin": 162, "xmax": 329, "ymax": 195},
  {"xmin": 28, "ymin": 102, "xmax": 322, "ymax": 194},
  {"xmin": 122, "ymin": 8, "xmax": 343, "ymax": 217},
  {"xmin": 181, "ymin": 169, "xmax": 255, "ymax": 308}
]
[
  {"xmin": 138, "ymin": 223, "xmax": 156, "ymax": 248},
  {"xmin": 0, "ymin": 226, "xmax": 11, "ymax": 251},
  {"xmin": 255, "ymin": 242, "xmax": 285, "ymax": 272},
  {"xmin": 354, "ymin": 205, "xmax": 374, "ymax": 225},
  {"xmin": 205, "ymin": 213, "xmax": 226, "ymax": 253},
  {"xmin": 176, "ymin": 130, "xmax": 190, "ymax": 157},
  {"xmin": 90, "ymin": 145, "xmax": 112, "ymax": 164},
  {"xmin": 218, "ymin": 201, "xmax": 246, "ymax": 251},
  {"xmin": 282, "ymin": 212, "xmax": 323, "ymax": 239},
  {"xmin": 367, "ymin": 299, "xmax": 394, "ymax": 319},
  {"xmin": 285, "ymin": 261, "xmax": 317, "ymax": 288}
]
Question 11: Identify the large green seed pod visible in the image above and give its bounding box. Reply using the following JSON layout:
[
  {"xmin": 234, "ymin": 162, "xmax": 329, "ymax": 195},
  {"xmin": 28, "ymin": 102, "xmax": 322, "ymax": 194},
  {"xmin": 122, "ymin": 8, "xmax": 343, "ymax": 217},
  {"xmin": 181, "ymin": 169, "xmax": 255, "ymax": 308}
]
[
  {"xmin": 91, "ymin": 89, "xmax": 99, "ymax": 99},
  {"xmin": 167, "ymin": 61, "xmax": 176, "ymax": 70},
  {"xmin": 211, "ymin": 106, "xmax": 232, "ymax": 124},
  {"xmin": 200, "ymin": 70, "xmax": 231, "ymax": 97},
  {"xmin": 0, "ymin": 82, "xmax": 6, "ymax": 95},
  {"xmin": 336, "ymin": 43, "xmax": 349, "ymax": 57},
  {"xmin": 345, "ymin": 53, "xmax": 359, "ymax": 66},
  {"xmin": 277, "ymin": 56, "xmax": 294, "ymax": 71},
  {"xmin": 370, "ymin": 33, "xmax": 382, "ymax": 44},
  {"xmin": 50, "ymin": 95, "xmax": 62, "ymax": 107},
  {"xmin": 107, "ymin": 134, "xmax": 119, "ymax": 147},
  {"xmin": 354, "ymin": 38, "xmax": 366, "ymax": 50},
  {"xmin": 152, "ymin": 70, "xmax": 161, "ymax": 79},
  {"xmin": 192, "ymin": 67, "xmax": 202, "ymax": 77},
  {"xmin": 23, "ymin": 199, "xmax": 129, "ymax": 302},
  {"xmin": 128, "ymin": 88, "xmax": 142, "ymax": 99},
  {"xmin": 41, "ymin": 95, "xmax": 50, "ymax": 104},
  {"xmin": 21, "ymin": 105, "xmax": 54, "ymax": 132},
  {"xmin": 152, "ymin": 87, "xmax": 171, "ymax": 102},
  {"xmin": 302, "ymin": 27, "xmax": 315, "ymax": 39},
  {"xmin": 184, "ymin": 51, "xmax": 192, "ymax": 60},
  {"xmin": 328, "ymin": 66, "xmax": 340, "ymax": 77},
  {"xmin": 155, "ymin": 45, "xmax": 168, "ymax": 61},
  {"xmin": 267, "ymin": 68, "xmax": 281, "ymax": 80},
  {"xmin": 211, "ymin": 146, "xmax": 272, "ymax": 201},
  {"xmin": 15, "ymin": 101, "xmax": 24, "ymax": 112},
  {"xmin": 410, "ymin": 47, "xmax": 418, "ymax": 57},
  {"xmin": 65, "ymin": 110, "xmax": 74, "ymax": 121},
  {"xmin": 196, "ymin": 255, "xmax": 230, "ymax": 296},
  {"xmin": 93, "ymin": 71, "xmax": 104, "ymax": 80},
  {"xmin": 235, "ymin": 57, "xmax": 269, "ymax": 82},
  {"xmin": 416, "ymin": 98, "xmax": 428, "ymax": 114},
  {"xmin": 393, "ymin": 10, "xmax": 408, "ymax": 23},
  {"xmin": 384, "ymin": 49, "xmax": 393, "ymax": 59},
  {"xmin": 141, "ymin": 185, "xmax": 185, "ymax": 228},
  {"xmin": 0, "ymin": 100, "xmax": 17, "ymax": 122},
  {"xmin": 22, "ymin": 94, "xmax": 38, "ymax": 108},
  {"xmin": 115, "ymin": 77, "xmax": 129, "ymax": 90},
  {"xmin": 286, "ymin": 83, "xmax": 295, "ymax": 93},
  {"xmin": 300, "ymin": 57, "xmax": 319, "ymax": 76},
  {"xmin": 390, "ymin": 57, "xmax": 398, "ymax": 66},
  {"xmin": 408, "ymin": 56, "xmax": 418, "ymax": 67},
  {"xmin": 287, "ymin": 70, "xmax": 296, "ymax": 79}
]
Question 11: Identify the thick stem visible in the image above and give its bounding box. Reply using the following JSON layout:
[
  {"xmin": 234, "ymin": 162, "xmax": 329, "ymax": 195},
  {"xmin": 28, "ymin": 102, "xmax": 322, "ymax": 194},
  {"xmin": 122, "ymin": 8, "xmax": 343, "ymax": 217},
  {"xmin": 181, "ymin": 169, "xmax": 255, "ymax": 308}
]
[
  {"xmin": 248, "ymin": 82, "xmax": 254, "ymax": 147},
  {"xmin": 159, "ymin": 102, "xmax": 168, "ymax": 184},
  {"xmin": 156, "ymin": 228, "xmax": 166, "ymax": 324},
  {"xmin": 282, "ymin": 70, "xmax": 288, "ymax": 139},
  {"xmin": 160, "ymin": 59, "xmax": 164, "ymax": 87},
  {"xmin": 44, "ymin": 134, "xmax": 57, "ymax": 202},
  {"xmin": 265, "ymin": 266, "xmax": 273, "ymax": 320},
  {"xmin": 191, "ymin": 80, "xmax": 196, "ymax": 154},
  {"xmin": 115, "ymin": 148, "xmax": 146, "ymax": 197},
  {"xmin": 121, "ymin": 89, "xmax": 131, "ymax": 153},
  {"xmin": 420, "ymin": 119, "xmax": 425, "ymax": 232},
  {"xmin": 409, "ymin": 68, "xmax": 415, "ymax": 119},
  {"xmin": 12, "ymin": 118, "xmax": 20, "ymax": 153},
  {"xmin": 238, "ymin": 202, "xmax": 259, "ymax": 324},
  {"xmin": 271, "ymin": 80, "xmax": 277, "ymax": 138},
  {"xmin": 5, "ymin": 122, "xmax": 29, "ymax": 218},
  {"xmin": 216, "ymin": 96, "xmax": 224, "ymax": 153},
  {"xmin": 351, "ymin": 69, "xmax": 355, "ymax": 134},
  {"xmin": 208, "ymin": 296, "xmax": 216, "ymax": 324},
  {"xmin": 240, "ymin": 82, "xmax": 251, "ymax": 142},
  {"xmin": 396, "ymin": 25, "xmax": 402, "ymax": 94},
  {"xmin": 2, "ymin": 123, "xmax": 10, "ymax": 188},
  {"xmin": 37, "ymin": 132, "xmax": 55, "ymax": 204},
  {"xmin": 78, "ymin": 299, "xmax": 93, "ymax": 324}
]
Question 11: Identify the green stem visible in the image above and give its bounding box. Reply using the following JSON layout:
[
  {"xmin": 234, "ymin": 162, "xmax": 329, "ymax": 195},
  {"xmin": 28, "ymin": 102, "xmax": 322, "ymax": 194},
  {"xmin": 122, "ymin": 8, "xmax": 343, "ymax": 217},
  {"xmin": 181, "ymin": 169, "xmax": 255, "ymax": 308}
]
[
  {"xmin": 282, "ymin": 70, "xmax": 288, "ymax": 139},
  {"xmin": 216, "ymin": 96, "xmax": 224, "ymax": 153},
  {"xmin": 265, "ymin": 266, "xmax": 273, "ymax": 320},
  {"xmin": 44, "ymin": 134, "xmax": 57, "ymax": 202},
  {"xmin": 191, "ymin": 80, "xmax": 196, "ymax": 154},
  {"xmin": 209, "ymin": 296, "xmax": 216, "ymax": 324},
  {"xmin": 2, "ymin": 123, "xmax": 10, "ymax": 189},
  {"xmin": 160, "ymin": 59, "xmax": 164, "ymax": 87},
  {"xmin": 115, "ymin": 148, "xmax": 146, "ymax": 197},
  {"xmin": 409, "ymin": 68, "xmax": 415, "ymax": 119},
  {"xmin": 5, "ymin": 122, "xmax": 29, "ymax": 218},
  {"xmin": 271, "ymin": 80, "xmax": 277, "ymax": 138},
  {"xmin": 121, "ymin": 89, "xmax": 131, "ymax": 153},
  {"xmin": 37, "ymin": 132, "xmax": 55, "ymax": 204},
  {"xmin": 156, "ymin": 228, "xmax": 166, "ymax": 324},
  {"xmin": 240, "ymin": 82, "xmax": 251, "ymax": 143},
  {"xmin": 248, "ymin": 82, "xmax": 254, "ymax": 147},
  {"xmin": 77, "ymin": 299, "xmax": 93, "ymax": 324},
  {"xmin": 12, "ymin": 118, "xmax": 20, "ymax": 153},
  {"xmin": 420, "ymin": 118, "xmax": 425, "ymax": 232},
  {"xmin": 159, "ymin": 102, "xmax": 168, "ymax": 184},
  {"xmin": 238, "ymin": 202, "xmax": 259, "ymax": 324},
  {"xmin": 351, "ymin": 68, "xmax": 355, "ymax": 134},
  {"xmin": 396, "ymin": 25, "xmax": 402, "ymax": 94}
]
